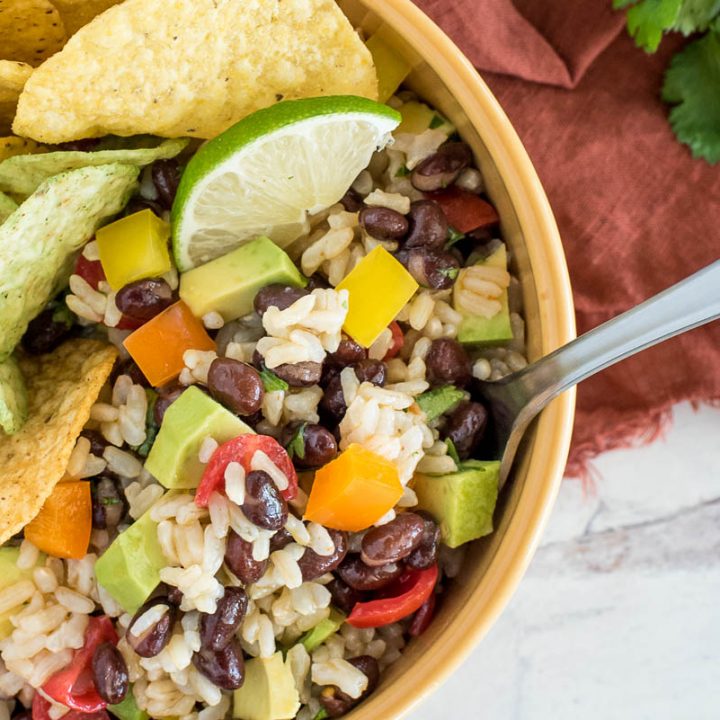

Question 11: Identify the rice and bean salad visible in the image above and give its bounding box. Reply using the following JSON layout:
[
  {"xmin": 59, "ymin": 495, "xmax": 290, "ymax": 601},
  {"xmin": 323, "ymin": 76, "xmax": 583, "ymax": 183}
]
[{"xmin": 0, "ymin": 91, "xmax": 526, "ymax": 720}]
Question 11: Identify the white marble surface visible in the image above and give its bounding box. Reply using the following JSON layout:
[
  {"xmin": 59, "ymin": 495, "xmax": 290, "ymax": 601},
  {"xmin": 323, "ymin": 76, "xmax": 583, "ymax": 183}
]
[{"xmin": 413, "ymin": 401, "xmax": 720, "ymax": 720}]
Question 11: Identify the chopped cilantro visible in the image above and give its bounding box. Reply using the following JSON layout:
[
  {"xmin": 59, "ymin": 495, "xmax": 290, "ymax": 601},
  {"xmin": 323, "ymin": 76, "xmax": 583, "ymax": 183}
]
[
  {"xmin": 625, "ymin": 0, "xmax": 683, "ymax": 51},
  {"xmin": 101, "ymin": 497, "xmax": 121, "ymax": 506},
  {"xmin": 445, "ymin": 438, "xmax": 461, "ymax": 465},
  {"xmin": 312, "ymin": 710, "xmax": 329, "ymax": 720},
  {"xmin": 662, "ymin": 29, "xmax": 720, "ymax": 162},
  {"xmin": 416, "ymin": 385, "xmax": 465, "ymax": 421},
  {"xmin": 51, "ymin": 303, "xmax": 75, "ymax": 328},
  {"xmin": 445, "ymin": 226, "xmax": 466, "ymax": 249},
  {"xmin": 429, "ymin": 113, "xmax": 447, "ymax": 129},
  {"xmin": 132, "ymin": 389, "xmax": 158, "ymax": 458},
  {"xmin": 672, "ymin": 0, "xmax": 720, "ymax": 33},
  {"xmin": 395, "ymin": 164, "xmax": 410, "ymax": 177},
  {"xmin": 260, "ymin": 368, "xmax": 289, "ymax": 392},
  {"xmin": 439, "ymin": 267, "xmax": 459, "ymax": 280},
  {"xmin": 286, "ymin": 422, "xmax": 306, "ymax": 460}
]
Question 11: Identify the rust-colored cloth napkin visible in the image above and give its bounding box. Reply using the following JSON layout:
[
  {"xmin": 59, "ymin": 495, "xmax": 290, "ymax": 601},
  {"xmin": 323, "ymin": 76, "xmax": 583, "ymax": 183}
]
[{"xmin": 414, "ymin": 0, "xmax": 720, "ymax": 478}]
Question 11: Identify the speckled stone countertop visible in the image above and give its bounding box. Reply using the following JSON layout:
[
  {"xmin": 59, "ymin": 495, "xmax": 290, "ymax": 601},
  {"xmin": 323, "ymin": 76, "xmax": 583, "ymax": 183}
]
[{"xmin": 414, "ymin": 402, "xmax": 720, "ymax": 720}]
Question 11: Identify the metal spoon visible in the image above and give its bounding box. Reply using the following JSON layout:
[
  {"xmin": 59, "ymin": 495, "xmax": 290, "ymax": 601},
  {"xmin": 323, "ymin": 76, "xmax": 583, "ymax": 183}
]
[{"xmin": 475, "ymin": 260, "xmax": 720, "ymax": 486}]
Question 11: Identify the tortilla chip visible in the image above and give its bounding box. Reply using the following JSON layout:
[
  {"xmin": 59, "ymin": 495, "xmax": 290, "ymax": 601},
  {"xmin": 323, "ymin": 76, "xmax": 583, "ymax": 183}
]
[
  {"xmin": 0, "ymin": 163, "xmax": 139, "ymax": 361},
  {"xmin": 50, "ymin": 0, "xmax": 122, "ymax": 35},
  {"xmin": 0, "ymin": 190, "xmax": 16, "ymax": 221},
  {"xmin": 0, "ymin": 135, "xmax": 45, "ymax": 162},
  {"xmin": 0, "ymin": 0, "xmax": 67, "ymax": 66},
  {"xmin": 0, "ymin": 61, "xmax": 33, "ymax": 134},
  {"xmin": 0, "ymin": 355, "xmax": 27, "ymax": 434},
  {"xmin": 13, "ymin": 0, "xmax": 378, "ymax": 143},
  {"xmin": 0, "ymin": 339, "xmax": 116, "ymax": 545},
  {"xmin": 0, "ymin": 137, "xmax": 187, "ymax": 195}
]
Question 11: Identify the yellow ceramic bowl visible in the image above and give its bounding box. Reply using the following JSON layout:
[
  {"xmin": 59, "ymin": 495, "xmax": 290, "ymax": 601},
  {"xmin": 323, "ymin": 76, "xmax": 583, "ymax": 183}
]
[{"xmin": 339, "ymin": 0, "xmax": 577, "ymax": 716}]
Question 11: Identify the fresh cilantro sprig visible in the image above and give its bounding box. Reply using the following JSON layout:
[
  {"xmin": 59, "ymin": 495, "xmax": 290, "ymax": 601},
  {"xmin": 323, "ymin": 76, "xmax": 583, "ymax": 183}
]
[
  {"xmin": 614, "ymin": 0, "xmax": 720, "ymax": 163},
  {"xmin": 260, "ymin": 368, "xmax": 289, "ymax": 392}
]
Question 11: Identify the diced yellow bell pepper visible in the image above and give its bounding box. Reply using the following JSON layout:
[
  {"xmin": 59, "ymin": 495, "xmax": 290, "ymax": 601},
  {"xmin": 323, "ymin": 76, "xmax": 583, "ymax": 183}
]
[
  {"xmin": 96, "ymin": 209, "xmax": 172, "ymax": 290},
  {"xmin": 366, "ymin": 32, "xmax": 412, "ymax": 103},
  {"xmin": 336, "ymin": 246, "xmax": 418, "ymax": 348}
]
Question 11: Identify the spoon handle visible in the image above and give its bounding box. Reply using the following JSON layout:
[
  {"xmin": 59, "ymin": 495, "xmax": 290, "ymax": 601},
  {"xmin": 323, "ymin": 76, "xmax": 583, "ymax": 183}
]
[{"xmin": 511, "ymin": 259, "xmax": 720, "ymax": 411}]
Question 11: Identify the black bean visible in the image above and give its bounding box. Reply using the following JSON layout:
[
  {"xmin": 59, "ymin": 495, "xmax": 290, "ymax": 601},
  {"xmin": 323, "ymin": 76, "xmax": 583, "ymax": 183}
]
[
  {"xmin": 319, "ymin": 375, "xmax": 347, "ymax": 422},
  {"xmin": 242, "ymin": 470, "xmax": 288, "ymax": 531},
  {"xmin": 353, "ymin": 359, "xmax": 386, "ymax": 386},
  {"xmin": 360, "ymin": 513, "xmax": 425, "ymax": 567},
  {"xmin": 126, "ymin": 598, "xmax": 176, "ymax": 658},
  {"xmin": 154, "ymin": 384, "xmax": 185, "ymax": 426},
  {"xmin": 115, "ymin": 278, "xmax": 173, "ymax": 322},
  {"xmin": 91, "ymin": 477, "xmax": 124, "ymax": 531},
  {"xmin": 339, "ymin": 187, "xmax": 363, "ymax": 212},
  {"xmin": 192, "ymin": 638, "xmax": 244, "ymax": 691},
  {"xmin": 199, "ymin": 587, "xmax": 248, "ymax": 652},
  {"xmin": 425, "ymin": 338, "xmax": 472, "ymax": 387},
  {"xmin": 319, "ymin": 655, "xmax": 380, "ymax": 717},
  {"xmin": 337, "ymin": 555, "xmax": 403, "ymax": 592},
  {"xmin": 122, "ymin": 198, "xmax": 165, "ymax": 218},
  {"xmin": 91, "ymin": 642, "xmax": 129, "ymax": 705},
  {"xmin": 406, "ymin": 248, "xmax": 460, "ymax": 290},
  {"xmin": 167, "ymin": 586, "xmax": 184, "ymax": 606},
  {"xmin": 405, "ymin": 512, "xmax": 440, "ymax": 570},
  {"xmin": 294, "ymin": 424, "xmax": 338, "ymax": 468},
  {"xmin": 359, "ymin": 207, "xmax": 409, "ymax": 240},
  {"xmin": 269, "ymin": 527, "xmax": 293, "ymax": 552},
  {"xmin": 207, "ymin": 358, "xmax": 264, "ymax": 416},
  {"xmin": 272, "ymin": 361, "xmax": 323, "ymax": 388},
  {"xmin": 410, "ymin": 142, "xmax": 472, "ymax": 192},
  {"xmin": 326, "ymin": 337, "xmax": 367, "ymax": 367},
  {"xmin": 112, "ymin": 357, "xmax": 150, "ymax": 387},
  {"xmin": 408, "ymin": 595, "xmax": 435, "ymax": 636},
  {"xmin": 58, "ymin": 138, "xmax": 102, "ymax": 152},
  {"xmin": 253, "ymin": 284, "xmax": 308, "ymax": 316},
  {"xmin": 81, "ymin": 430, "xmax": 108, "ymax": 458},
  {"xmin": 297, "ymin": 529, "xmax": 348, "ymax": 581},
  {"xmin": 404, "ymin": 200, "xmax": 448, "ymax": 251},
  {"xmin": 349, "ymin": 655, "xmax": 380, "ymax": 694},
  {"xmin": 327, "ymin": 578, "xmax": 362, "ymax": 615},
  {"xmin": 305, "ymin": 274, "xmax": 331, "ymax": 291},
  {"xmin": 442, "ymin": 401, "xmax": 488, "ymax": 459},
  {"xmin": 21, "ymin": 307, "xmax": 74, "ymax": 355},
  {"xmin": 224, "ymin": 530, "xmax": 268, "ymax": 584},
  {"xmin": 151, "ymin": 159, "xmax": 181, "ymax": 209},
  {"xmin": 11, "ymin": 710, "xmax": 31, "ymax": 720}
]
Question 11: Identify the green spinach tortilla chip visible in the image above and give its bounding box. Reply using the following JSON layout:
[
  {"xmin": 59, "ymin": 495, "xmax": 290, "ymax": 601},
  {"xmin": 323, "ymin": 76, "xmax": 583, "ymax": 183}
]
[
  {"xmin": 0, "ymin": 137, "xmax": 187, "ymax": 195},
  {"xmin": 0, "ymin": 355, "xmax": 27, "ymax": 435},
  {"xmin": 0, "ymin": 190, "xmax": 16, "ymax": 222},
  {"xmin": 0, "ymin": 340, "xmax": 116, "ymax": 545},
  {"xmin": 0, "ymin": 162, "xmax": 139, "ymax": 361}
]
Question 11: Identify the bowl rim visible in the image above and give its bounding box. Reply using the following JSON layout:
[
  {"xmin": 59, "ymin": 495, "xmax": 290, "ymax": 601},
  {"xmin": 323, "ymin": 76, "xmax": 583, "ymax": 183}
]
[{"xmin": 347, "ymin": 0, "xmax": 577, "ymax": 716}]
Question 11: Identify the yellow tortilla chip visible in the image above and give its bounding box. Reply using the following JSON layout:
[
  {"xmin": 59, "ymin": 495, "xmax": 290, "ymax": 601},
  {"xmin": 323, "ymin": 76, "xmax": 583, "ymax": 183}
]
[
  {"xmin": 0, "ymin": 61, "xmax": 33, "ymax": 134},
  {"xmin": 0, "ymin": 135, "xmax": 46, "ymax": 161},
  {"xmin": 13, "ymin": 0, "xmax": 378, "ymax": 143},
  {"xmin": 0, "ymin": 0, "xmax": 67, "ymax": 66},
  {"xmin": 51, "ymin": 0, "xmax": 122, "ymax": 35},
  {"xmin": 0, "ymin": 339, "xmax": 116, "ymax": 545}
]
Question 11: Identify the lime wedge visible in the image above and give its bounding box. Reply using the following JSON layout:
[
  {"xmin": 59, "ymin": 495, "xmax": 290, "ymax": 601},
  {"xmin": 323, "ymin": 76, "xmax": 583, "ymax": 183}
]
[{"xmin": 172, "ymin": 96, "xmax": 401, "ymax": 271}]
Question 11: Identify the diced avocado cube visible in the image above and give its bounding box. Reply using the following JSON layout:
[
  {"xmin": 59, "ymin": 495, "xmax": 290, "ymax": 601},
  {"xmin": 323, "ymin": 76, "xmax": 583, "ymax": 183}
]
[
  {"xmin": 365, "ymin": 33, "xmax": 411, "ymax": 103},
  {"xmin": 0, "ymin": 546, "xmax": 44, "ymax": 639},
  {"xmin": 96, "ymin": 209, "xmax": 172, "ymax": 291},
  {"xmin": 414, "ymin": 461, "xmax": 500, "ymax": 548},
  {"xmin": 95, "ymin": 509, "xmax": 167, "ymax": 614},
  {"xmin": 109, "ymin": 689, "xmax": 149, "ymax": 720},
  {"xmin": 145, "ymin": 386, "xmax": 253, "ymax": 490},
  {"xmin": 457, "ymin": 246, "xmax": 513, "ymax": 346},
  {"xmin": 397, "ymin": 101, "xmax": 454, "ymax": 136},
  {"xmin": 416, "ymin": 385, "xmax": 465, "ymax": 422},
  {"xmin": 179, "ymin": 236, "xmax": 307, "ymax": 322},
  {"xmin": 299, "ymin": 608, "xmax": 345, "ymax": 653},
  {"xmin": 233, "ymin": 651, "xmax": 300, "ymax": 720}
]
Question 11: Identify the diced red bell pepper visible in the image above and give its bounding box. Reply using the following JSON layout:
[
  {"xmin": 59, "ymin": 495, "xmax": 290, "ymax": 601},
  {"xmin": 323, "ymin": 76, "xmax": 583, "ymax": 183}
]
[
  {"xmin": 74, "ymin": 254, "xmax": 106, "ymax": 292},
  {"xmin": 32, "ymin": 694, "xmax": 110, "ymax": 720},
  {"xmin": 347, "ymin": 564, "xmax": 438, "ymax": 628},
  {"xmin": 383, "ymin": 321, "xmax": 405, "ymax": 360},
  {"xmin": 41, "ymin": 616, "xmax": 118, "ymax": 713},
  {"xmin": 195, "ymin": 434, "xmax": 298, "ymax": 507},
  {"xmin": 428, "ymin": 187, "xmax": 499, "ymax": 233}
]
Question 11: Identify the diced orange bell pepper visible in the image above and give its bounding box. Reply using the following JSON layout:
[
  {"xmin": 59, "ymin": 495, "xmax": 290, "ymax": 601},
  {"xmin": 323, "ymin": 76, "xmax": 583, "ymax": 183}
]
[
  {"xmin": 304, "ymin": 444, "xmax": 403, "ymax": 531},
  {"xmin": 25, "ymin": 482, "xmax": 92, "ymax": 560},
  {"xmin": 123, "ymin": 300, "xmax": 215, "ymax": 387}
]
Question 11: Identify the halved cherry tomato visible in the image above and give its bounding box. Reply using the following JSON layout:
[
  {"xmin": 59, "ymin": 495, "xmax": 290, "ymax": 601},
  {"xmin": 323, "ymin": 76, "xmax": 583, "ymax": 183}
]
[
  {"xmin": 347, "ymin": 564, "xmax": 438, "ymax": 628},
  {"xmin": 42, "ymin": 616, "xmax": 118, "ymax": 713},
  {"xmin": 74, "ymin": 254, "xmax": 106, "ymax": 291},
  {"xmin": 195, "ymin": 434, "xmax": 298, "ymax": 506},
  {"xmin": 428, "ymin": 187, "xmax": 499, "ymax": 233},
  {"xmin": 32, "ymin": 694, "xmax": 110, "ymax": 720},
  {"xmin": 383, "ymin": 321, "xmax": 404, "ymax": 360}
]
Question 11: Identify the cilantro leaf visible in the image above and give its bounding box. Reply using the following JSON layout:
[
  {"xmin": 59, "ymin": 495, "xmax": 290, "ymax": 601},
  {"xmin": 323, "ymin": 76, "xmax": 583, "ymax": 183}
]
[
  {"xmin": 626, "ymin": 0, "xmax": 683, "ymax": 51},
  {"xmin": 439, "ymin": 267, "xmax": 459, "ymax": 280},
  {"xmin": 286, "ymin": 423, "xmax": 306, "ymax": 460},
  {"xmin": 131, "ymin": 388, "xmax": 159, "ymax": 458},
  {"xmin": 613, "ymin": 0, "xmax": 639, "ymax": 8},
  {"xmin": 445, "ymin": 226, "xmax": 466, "ymax": 249},
  {"xmin": 312, "ymin": 710, "xmax": 329, "ymax": 720},
  {"xmin": 260, "ymin": 368, "xmax": 289, "ymax": 392},
  {"xmin": 445, "ymin": 438, "xmax": 461, "ymax": 465},
  {"xmin": 395, "ymin": 165, "xmax": 410, "ymax": 177},
  {"xmin": 429, "ymin": 113, "xmax": 447, "ymax": 129},
  {"xmin": 101, "ymin": 497, "xmax": 121, "ymax": 506},
  {"xmin": 672, "ymin": 0, "xmax": 720, "ymax": 34},
  {"xmin": 662, "ymin": 30, "xmax": 720, "ymax": 163}
]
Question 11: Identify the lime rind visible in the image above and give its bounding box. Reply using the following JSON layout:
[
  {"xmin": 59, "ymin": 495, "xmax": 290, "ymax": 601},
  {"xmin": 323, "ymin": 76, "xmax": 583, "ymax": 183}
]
[{"xmin": 172, "ymin": 96, "xmax": 401, "ymax": 271}]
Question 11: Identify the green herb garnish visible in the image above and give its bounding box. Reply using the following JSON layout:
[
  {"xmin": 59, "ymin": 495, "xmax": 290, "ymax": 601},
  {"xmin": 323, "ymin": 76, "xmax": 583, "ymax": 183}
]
[
  {"xmin": 439, "ymin": 267, "xmax": 459, "ymax": 280},
  {"xmin": 101, "ymin": 497, "xmax": 121, "ymax": 506},
  {"xmin": 416, "ymin": 385, "xmax": 465, "ymax": 421},
  {"xmin": 429, "ymin": 113, "xmax": 447, "ymax": 129},
  {"xmin": 395, "ymin": 164, "xmax": 410, "ymax": 177},
  {"xmin": 445, "ymin": 226, "xmax": 466, "ymax": 249},
  {"xmin": 260, "ymin": 368, "xmax": 289, "ymax": 392},
  {"xmin": 446, "ymin": 437, "xmax": 461, "ymax": 465},
  {"xmin": 286, "ymin": 423, "xmax": 306, "ymax": 460},
  {"xmin": 312, "ymin": 710, "xmax": 329, "ymax": 720},
  {"xmin": 132, "ymin": 388, "xmax": 158, "ymax": 458}
]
